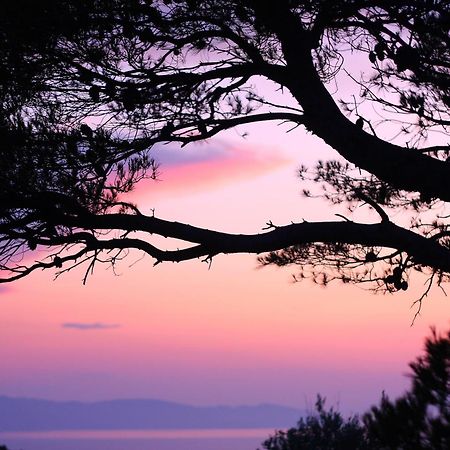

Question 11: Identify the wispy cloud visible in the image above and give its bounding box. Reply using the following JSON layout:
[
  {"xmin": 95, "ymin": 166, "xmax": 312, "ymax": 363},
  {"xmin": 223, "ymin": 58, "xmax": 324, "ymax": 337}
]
[
  {"xmin": 151, "ymin": 141, "xmax": 229, "ymax": 167},
  {"xmin": 62, "ymin": 322, "xmax": 121, "ymax": 330},
  {"xmin": 133, "ymin": 140, "xmax": 293, "ymax": 199},
  {"xmin": 151, "ymin": 140, "xmax": 292, "ymax": 170}
]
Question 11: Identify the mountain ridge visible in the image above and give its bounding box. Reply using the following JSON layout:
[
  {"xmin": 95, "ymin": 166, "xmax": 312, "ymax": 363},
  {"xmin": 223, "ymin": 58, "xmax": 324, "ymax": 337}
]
[{"xmin": 0, "ymin": 396, "xmax": 303, "ymax": 431}]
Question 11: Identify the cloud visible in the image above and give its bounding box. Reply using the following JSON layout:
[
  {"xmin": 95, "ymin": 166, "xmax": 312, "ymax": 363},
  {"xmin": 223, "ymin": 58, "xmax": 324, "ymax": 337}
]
[
  {"xmin": 151, "ymin": 141, "xmax": 229, "ymax": 166},
  {"xmin": 62, "ymin": 322, "xmax": 121, "ymax": 330},
  {"xmin": 133, "ymin": 140, "xmax": 294, "ymax": 199}
]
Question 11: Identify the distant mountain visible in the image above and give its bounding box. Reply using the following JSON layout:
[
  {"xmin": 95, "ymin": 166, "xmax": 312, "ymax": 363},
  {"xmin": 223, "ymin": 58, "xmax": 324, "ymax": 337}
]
[{"xmin": 0, "ymin": 396, "xmax": 303, "ymax": 431}]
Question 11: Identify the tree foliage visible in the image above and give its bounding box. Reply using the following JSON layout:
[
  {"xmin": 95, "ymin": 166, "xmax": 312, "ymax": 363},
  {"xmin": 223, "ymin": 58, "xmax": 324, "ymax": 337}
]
[
  {"xmin": 261, "ymin": 327, "xmax": 450, "ymax": 450},
  {"xmin": 1, "ymin": 0, "xmax": 450, "ymax": 305},
  {"xmin": 261, "ymin": 396, "xmax": 369, "ymax": 450},
  {"xmin": 364, "ymin": 328, "xmax": 450, "ymax": 449}
]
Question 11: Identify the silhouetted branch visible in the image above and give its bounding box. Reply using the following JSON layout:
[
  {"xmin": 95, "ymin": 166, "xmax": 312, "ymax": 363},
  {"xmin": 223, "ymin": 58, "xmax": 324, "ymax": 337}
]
[
  {"xmin": 2, "ymin": 209, "xmax": 450, "ymax": 285},
  {"xmin": 1, "ymin": 0, "xmax": 450, "ymax": 301}
]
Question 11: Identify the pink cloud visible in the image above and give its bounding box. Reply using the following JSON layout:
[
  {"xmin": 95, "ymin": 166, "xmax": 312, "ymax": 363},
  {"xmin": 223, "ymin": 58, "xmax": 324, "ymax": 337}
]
[{"xmin": 132, "ymin": 141, "xmax": 293, "ymax": 200}]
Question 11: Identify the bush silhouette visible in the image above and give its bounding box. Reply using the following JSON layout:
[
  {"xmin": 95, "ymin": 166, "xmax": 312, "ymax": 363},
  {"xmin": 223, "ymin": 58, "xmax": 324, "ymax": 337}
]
[{"xmin": 261, "ymin": 327, "xmax": 450, "ymax": 449}]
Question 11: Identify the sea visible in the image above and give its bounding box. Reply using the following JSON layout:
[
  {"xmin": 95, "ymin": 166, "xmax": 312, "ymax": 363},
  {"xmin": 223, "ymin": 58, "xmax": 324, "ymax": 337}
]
[{"xmin": 0, "ymin": 428, "xmax": 274, "ymax": 450}]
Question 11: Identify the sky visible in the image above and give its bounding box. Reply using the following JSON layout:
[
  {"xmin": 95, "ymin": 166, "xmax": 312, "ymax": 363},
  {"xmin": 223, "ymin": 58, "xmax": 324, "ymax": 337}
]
[{"xmin": 1, "ymin": 75, "xmax": 449, "ymax": 418}]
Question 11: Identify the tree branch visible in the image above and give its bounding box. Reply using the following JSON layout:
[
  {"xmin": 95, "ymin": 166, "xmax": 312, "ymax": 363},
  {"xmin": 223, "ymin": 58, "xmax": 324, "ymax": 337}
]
[
  {"xmin": 2, "ymin": 211, "xmax": 449, "ymax": 284},
  {"xmin": 265, "ymin": 6, "xmax": 450, "ymax": 202}
]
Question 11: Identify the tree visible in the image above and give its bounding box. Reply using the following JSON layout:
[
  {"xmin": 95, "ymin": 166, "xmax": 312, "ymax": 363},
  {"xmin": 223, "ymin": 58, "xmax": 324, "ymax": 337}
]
[
  {"xmin": 261, "ymin": 395, "xmax": 370, "ymax": 450},
  {"xmin": 260, "ymin": 327, "xmax": 450, "ymax": 450},
  {"xmin": 363, "ymin": 327, "xmax": 450, "ymax": 449},
  {"xmin": 1, "ymin": 1, "xmax": 450, "ymax": 307}
]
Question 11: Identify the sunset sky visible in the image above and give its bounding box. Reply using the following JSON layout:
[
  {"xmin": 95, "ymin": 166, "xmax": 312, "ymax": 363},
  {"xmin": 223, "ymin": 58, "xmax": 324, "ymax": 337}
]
[{"xmin": 1, "ymin": 74, "xmax": 449, "ymax": 417}]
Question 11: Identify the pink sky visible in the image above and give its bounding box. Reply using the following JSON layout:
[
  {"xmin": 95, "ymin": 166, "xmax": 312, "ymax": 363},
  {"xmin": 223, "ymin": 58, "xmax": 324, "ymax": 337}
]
[{"xmin": 1, "ymin": 83, "xmax": 449, "ymax": 417}]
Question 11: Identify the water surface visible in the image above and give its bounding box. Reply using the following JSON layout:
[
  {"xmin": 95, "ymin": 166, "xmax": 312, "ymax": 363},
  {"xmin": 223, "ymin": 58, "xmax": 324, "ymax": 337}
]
[{"xmin": 0, "ymin": 428, "xmax": 274, "ymax": 450}]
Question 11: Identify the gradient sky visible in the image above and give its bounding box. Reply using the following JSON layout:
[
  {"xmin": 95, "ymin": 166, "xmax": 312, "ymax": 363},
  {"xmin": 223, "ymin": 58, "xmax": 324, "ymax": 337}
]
[{"xmin": 1, "ymin": 73, "xmax": 449, "ymax": 417}]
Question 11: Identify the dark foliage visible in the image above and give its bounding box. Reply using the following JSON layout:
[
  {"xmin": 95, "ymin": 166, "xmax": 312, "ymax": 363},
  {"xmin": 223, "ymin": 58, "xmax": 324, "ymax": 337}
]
[
  {"xmin": 0, "ymin": 1, "xmax": 449, "ymax": 307},
  {"xmin": 261, "ymin": 327, "xmax": 450, "ymax": 449},
  {"xmin": 364, "ymin": 328, "xmax": 450, "ymax": 449},
  {"xmin": 261, "ymin": 396, "xmax": 370, "ymax": 450}
]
